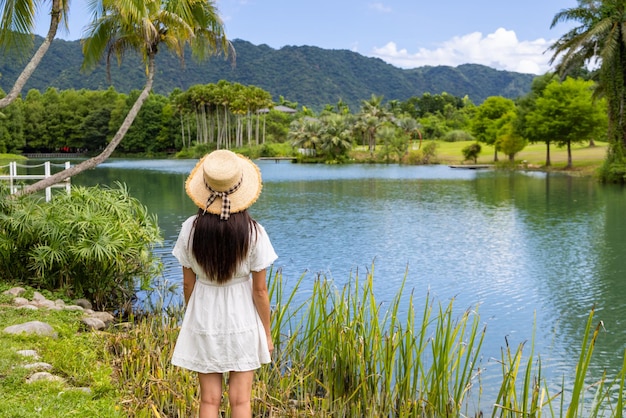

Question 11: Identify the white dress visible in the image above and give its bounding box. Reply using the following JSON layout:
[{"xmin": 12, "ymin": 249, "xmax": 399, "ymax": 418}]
[{"xmin": 171, "ymin": 215, "xmax": 278, "ymax": 373}]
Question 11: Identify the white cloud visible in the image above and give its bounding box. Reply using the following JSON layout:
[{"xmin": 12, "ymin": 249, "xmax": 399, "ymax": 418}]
[
  {"xmin": 369, "ymin": 2, "xmax": 392, "ymax": 13},
  {"xmin": 370, "ymin": 28, "xmax": 556, "ymax": 75}
]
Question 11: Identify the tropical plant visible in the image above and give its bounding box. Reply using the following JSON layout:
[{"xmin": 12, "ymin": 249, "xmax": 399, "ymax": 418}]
[
  {"xmin": 356, "ymin": 94, "xmax": 391, "ymax": 153},
  {"xmin": 549, "ymin": 0, "xmax": 626, "ymax": 180},
  {"xmin": 0, "ymin": 184, "xmax": 162, "ymax": 310},
  {"xmin": 0, "ymin": 0, "xmax": 69, "ymax": 108},
  {"xmin": 318, "ymin": 113, "xmax": 353, "ymax": 161},
  {"xmin": 14, "ymin": 0, "xmax": 231, "ymax": 196}
]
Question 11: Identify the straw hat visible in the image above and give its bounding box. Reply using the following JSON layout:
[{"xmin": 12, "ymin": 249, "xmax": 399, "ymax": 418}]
[{"xmin": 185, "ymin": 150, "xmax": 262, "ymax": 219}]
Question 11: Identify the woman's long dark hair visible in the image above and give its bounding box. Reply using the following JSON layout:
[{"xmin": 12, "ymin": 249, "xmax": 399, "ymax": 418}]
[{"xmin": 191, "ymin": 208, "xmax": 258, "ymax": 284}]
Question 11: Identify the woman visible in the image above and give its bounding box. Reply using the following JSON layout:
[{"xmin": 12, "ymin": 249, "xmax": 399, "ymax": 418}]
[{"xmin": 171, "ymin": 149, "xmax": 277, "ymax": 418}]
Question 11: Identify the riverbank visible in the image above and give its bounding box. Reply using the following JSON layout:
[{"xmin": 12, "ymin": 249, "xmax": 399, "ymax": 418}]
[
  {"xmin": 2, "ymin": 276, "xmax": 624, "ymax": 417},
  {"xmin": 349, "ymin": 140, "xmax": 608, "ymax": 177}
]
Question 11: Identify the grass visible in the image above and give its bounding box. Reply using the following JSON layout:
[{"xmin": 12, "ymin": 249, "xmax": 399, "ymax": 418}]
[
  {"xmin": 2, "ymin": 270, "xmax": 625, "ymax": 417},
  {"xmin": 350, "ymin": 140, "xmax": 609, "ymax": 177},
  {"xmin": 434, "ymin": 139, "xmax": 607, "ymax": 166},
  {"xmin": 0, "ymin": 290, "xmax": 122, "ymax": 417}
]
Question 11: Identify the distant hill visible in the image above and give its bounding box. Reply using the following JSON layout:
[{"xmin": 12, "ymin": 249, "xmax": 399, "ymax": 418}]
[{"xmin": 0, "ymin": 37, "xmax": 536, "ymax": 111}]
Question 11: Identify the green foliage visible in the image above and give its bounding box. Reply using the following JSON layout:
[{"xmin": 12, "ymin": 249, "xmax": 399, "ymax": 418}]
[
  {"xmin": 376, "ymin": 124, "xmax": 408, "ymax": 163},
  {"xmin": 0, "ymin": 184, "xmax": 162, "ymax": 311},
  {"xmin": 407, "ymin": 141, "xmax": 438, "ymax": 164},
  {"xmin": 0, "ymin": 303, "xmax": 121, "ymax": 417},
  {"xmin": 0, "ymin": 38, "xmax": 534, "ymax": 112},
  {"xmin": 462, "ymin": 142, "xmax": 482, "ymax": 163},
  {"xmin": 444, "ymin": 129, "xmax": 474, "ymax": 142},
  {"xmin": 470, "ymin": 96, "xmax": 516, "ymax": 146}
]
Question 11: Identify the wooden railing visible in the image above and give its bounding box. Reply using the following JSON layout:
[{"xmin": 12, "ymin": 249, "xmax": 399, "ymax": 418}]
[{"xmin": 0, "ymin": 161, "xmax": 71, "ymax": 201}]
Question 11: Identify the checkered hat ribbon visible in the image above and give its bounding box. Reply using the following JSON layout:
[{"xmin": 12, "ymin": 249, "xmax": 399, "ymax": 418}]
[{"xmin": 204, "ymin": 175, "xmax": 243, "ymax": 220}]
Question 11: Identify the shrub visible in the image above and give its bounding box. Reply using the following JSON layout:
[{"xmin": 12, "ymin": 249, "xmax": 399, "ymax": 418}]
[
  {"xmin": 443, "ymin": 130, "xmax": 474, "ymax": 142},
  {"xmin": 462, "ymin": 143, "xmax": 482, "ymax": 164},
  {"xmin": 407, "ymin": 141, "xmax": 438, "ymax": 164},
  {"xmin": 0, "ymin": 184, "xmax": 162, "ymax": 311}
]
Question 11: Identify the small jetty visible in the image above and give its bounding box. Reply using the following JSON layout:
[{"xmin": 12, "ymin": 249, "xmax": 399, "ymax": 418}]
[
  {"xmin": 449, "ymin": 164, "xmax": 492, "ymax": 170},
  {"xmin": 258, "ymin": 157, "xmax": 297, "ymax": 163}
]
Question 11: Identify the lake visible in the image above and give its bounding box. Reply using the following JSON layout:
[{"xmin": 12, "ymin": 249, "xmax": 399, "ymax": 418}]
[{"xmin": 72, "ymin": 158, "xmax": 626, "ymax": 404}]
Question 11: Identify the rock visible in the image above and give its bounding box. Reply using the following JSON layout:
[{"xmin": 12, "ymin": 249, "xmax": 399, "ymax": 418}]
[
  {"xmin": 26, "ymin": 372, "xmax": 64, "ymax": 384},
  {"xmin": 74, "ymin": 298, "xmax": 93, "ymax": 310},
  {"xmin": 12, "ymin": 297, "xmax": 29, "ymax": 306},
  {"xmin": 64, "ymin": 305, "xmax": 84, "ymax": 312},
  {"xmin": 36, "ymin": 300, "xmax": 57, "ymax": 309},
  {"xmin": 23, "ymin": 362, "xmax": 53, "ymax": 371},
  {"xmin": 3, "ymin": 321, "xmax": 58, "ymax": 338},
  {"xmin": 81, "ymin": 317, "xmax": 106, "ymax": 331},
  {"xmin": 32, "ymin": 292, "xmax": 48, "ymax": 302},
  {"xmin": 89, "ymin": 311, "xmax": 115, "ymax": 325},
  {"xmin": 3, "ymin": 287, "xmax": 26, "ymax": 297},
  {"xmin": 16, "ymin": 350, "xmax": 40, "ymax": 359},
  {"xmin": 54, "ymin": 299, "xmax": 66, "ymax": 307},
  {"xmin": 17, "ymin": 304, "xmax": 39, "ymax": 311}
]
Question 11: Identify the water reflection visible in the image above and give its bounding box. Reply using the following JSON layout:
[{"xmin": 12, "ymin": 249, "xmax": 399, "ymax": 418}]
[{"xmin": 72, "ymin": 160, "xmax": 626, "ymax": 402}]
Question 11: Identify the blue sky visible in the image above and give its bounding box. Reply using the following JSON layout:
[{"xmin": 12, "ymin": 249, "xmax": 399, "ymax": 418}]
[{"xmin": 36, "ymin": 0, "xmax": 579, "ymax": 75}]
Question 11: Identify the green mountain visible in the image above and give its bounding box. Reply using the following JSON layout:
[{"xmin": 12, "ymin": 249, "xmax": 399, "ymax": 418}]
[{"xmin": 0, "ymin": 37, "xmax": 535, "ymax": 111}]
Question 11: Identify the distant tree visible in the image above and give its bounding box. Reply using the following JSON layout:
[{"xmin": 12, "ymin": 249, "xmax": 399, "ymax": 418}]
[
  {"xmin": 515, "ymin": 73, "xmax": 559, "ymax": 166},
  {"xmin": 496, "ymin": 111, "xmax": 527, "ymax": 162},
  {"xmin": 357, "ymin": 94, "xmax": 391, "ymax": 153},
  {"xmin": 376, "ymin": 124, "xmax": 409, "ymax": 163},
  {"xmin": 549, "ymin": 0, "xmax": 626, "ymax": 180},
  {"xmin": 525, "ymin": 77, "xmax": 606, "ymax": 168},
  {"xmin": 16, "ymin": 0, "xmax": 231, "ymax": 196},
  {"xmin": 289, "ymin": 117, "xmax": 322, "ymax": 153},
  {"xmin": 319, "ymin": 113, "xmax": 352, "ymax": 161},
  {"xmin": 461, "ymin": 143, "xmax": 481, "ymax": 164},
  {"xmin": 470, "ymin": 96, "xmax": 515, "ymax": 162},
  {"xmin": 0, "ymin": 91, "xmax": 24, "ymax": 152}
]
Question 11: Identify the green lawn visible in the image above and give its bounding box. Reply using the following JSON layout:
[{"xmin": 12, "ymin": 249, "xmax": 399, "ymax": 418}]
[{"xmin": 431, "ymin": 140, "xmax": 608, "ymax": 170}]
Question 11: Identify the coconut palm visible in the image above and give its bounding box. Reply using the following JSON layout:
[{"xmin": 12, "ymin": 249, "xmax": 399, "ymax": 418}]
[
  {"xmin": 0, "ymin": 0, "xmax": 69, "ymax": 108},
  {"xmin": 16, "ymin": 0, "xmax": 231, "ymax": 196},
  {"xmin": 549, "ymin": 0, "xmax": 626, "ymax": 176}
]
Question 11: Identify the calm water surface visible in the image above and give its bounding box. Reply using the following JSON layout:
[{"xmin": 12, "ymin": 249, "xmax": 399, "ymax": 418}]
[{"xmin": 73, "ymin": 159, "xmax": 626, "ymax": 404}]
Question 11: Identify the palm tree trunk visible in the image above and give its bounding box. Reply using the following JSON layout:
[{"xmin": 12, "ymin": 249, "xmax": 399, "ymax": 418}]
[
  {"xmin": 15, "ymin": 54, "xmax": 156, "ymax": 197},
  {"xmin": 0, "ymin": 0, "xmax": 62, "ymax": 109}
]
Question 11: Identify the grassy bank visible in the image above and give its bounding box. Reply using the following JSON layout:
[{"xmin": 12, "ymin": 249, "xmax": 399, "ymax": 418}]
[
  {"xmin": 349, "ymin": 140, "xmax": 609, "ymax": 176},
  {"xmin": 2, "ymin": 271, "xmax": 625, "ymax": 417}
]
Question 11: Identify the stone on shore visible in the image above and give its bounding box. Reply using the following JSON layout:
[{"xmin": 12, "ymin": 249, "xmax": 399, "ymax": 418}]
[{"xmin": 3, "ymin": 321, "xmax": 58, "ymax": 338}]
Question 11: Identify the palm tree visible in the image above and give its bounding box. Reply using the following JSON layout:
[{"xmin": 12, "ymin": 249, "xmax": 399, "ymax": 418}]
[
  {"xmin": 549, "ymin": 0, "xmax": 626, "ymax": 176},
  {"xmin": 0, "ymin": 0, "xmax": 69, "ymax": 108},
  {"xmin": 16, "ymin": 0, "xmax": 231, "ymax": 196},
  {"xmin": 357, "ymin": 94, "xmax": 391, "ymax": 153}
]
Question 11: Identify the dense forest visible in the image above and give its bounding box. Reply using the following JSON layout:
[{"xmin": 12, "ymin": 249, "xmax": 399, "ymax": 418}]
[{"xmin": 0, "ymin": 37, "xmax": 535, "ymax": 111}]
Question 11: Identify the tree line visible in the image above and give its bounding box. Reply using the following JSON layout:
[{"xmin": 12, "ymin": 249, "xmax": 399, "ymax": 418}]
[
  {"xmin": 0, "ymin": 73, "xmax": 608, "ymax": 169},
  {"xmin": 1, "ymin": 0, "xmax": 625, "ymax": 185}
]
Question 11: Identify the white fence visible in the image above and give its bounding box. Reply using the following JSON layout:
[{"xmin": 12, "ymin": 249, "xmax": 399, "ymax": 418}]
[{"xmin": 0, "ymin": 161, "xmax": 71, "ymax": 202}]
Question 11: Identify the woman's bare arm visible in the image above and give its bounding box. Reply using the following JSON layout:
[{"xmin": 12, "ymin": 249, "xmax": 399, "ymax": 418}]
[
  {"xmin": 182, "ymin": 267, "xmax": 196, "ymax": 305},
  {"xmin": 252, "ymin": 269, "xmax": 273, "ymax": 353}
]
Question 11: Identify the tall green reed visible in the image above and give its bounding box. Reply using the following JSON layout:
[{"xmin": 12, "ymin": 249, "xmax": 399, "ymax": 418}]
[
  {"xmin": 106, "ymin": 269, "xmax": 626, "ymax": 417},
  {"xmin": 259, "ymin": 267, "xmax": 485, "ymax": 417}
]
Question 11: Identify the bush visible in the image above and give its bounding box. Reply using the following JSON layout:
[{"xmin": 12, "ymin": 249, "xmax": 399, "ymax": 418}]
[
  {"xmin": 0, "ymin": 184, "xmax": 162, "ymax": 311},
  {"xmin": 462, "ymin": 143, "xmax": 482, "ymax": 164},
  {"xmin": 406, "ymin": 141, "xmax": 438, "ymax": 164},
  {"xmin": 443, "ymin": 130, "xmax": 474, "ymax": 142}
]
